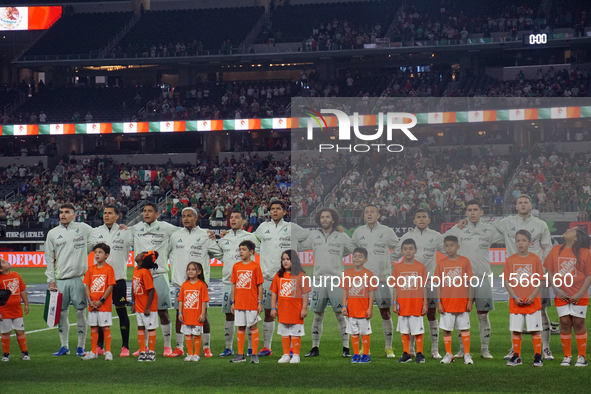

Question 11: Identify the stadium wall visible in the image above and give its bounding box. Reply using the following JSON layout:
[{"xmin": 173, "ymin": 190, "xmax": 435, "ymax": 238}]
[
  {"xmin": 0, "ymin": 156, "xmax": 48, "ymax": 168},
  {"xmin": 70, "ymin": 1, "xmax": 133, "ymax": 14},
  {"xmin": 70, "ymin": 153, "xmax": 197, "ymax": 165}
]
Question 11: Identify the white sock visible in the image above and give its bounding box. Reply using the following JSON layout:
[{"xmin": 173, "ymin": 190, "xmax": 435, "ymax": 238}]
[
  {"xmin": 263, "ymin": 321, "xmax": 275, "ymax": 349},
  {"xmin": 383, "ymin": 318, "xmax": 394, "ymax": 348},
  {"xmin": 58, "ymin": 309, "xmax": 69, "ymax": 348},
  {"xmin": 312, "ymin": 312, "xmax": 324, "ymax": 347},
  {"xmin": 161, "ymin": 323, "xmax": 172, "ymax": 349},
  {"xmin": 458, "ymin": 332, "xmax": 464, "ymax": 353},
  {"xmin": 429, "ymin": 320, "xmax": 439, "ymax": 352},
  {"xmin": 224, "ymin": 321, "xmax": 235, "ymax": 349},
  {"xmin": 175, "ymin": 333, "xmax": 184, "ymax": 350},
  {"xmin": 478, "ymin": 313, "xmax": 491, "ymax": 351},
  {"xmin": 75, "ymin": 309, "xmax": 87, "ymax": 349},
  {"xmin": 335, "ymin": 312, "xmax": 349, "ymax": 347},
  {"xmin": 202, "ymin": 333, "xmax": 210, "ymax": 349},
  {"xmin": 541, "ymin": 308, "xmax": 551, "ymax": 350},
  {"xmin": 247, "ymin": 327, "xmax": 252, "ymax": 349}
]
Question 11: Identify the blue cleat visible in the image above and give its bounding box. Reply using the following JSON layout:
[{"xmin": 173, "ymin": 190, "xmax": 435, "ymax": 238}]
[
  {"xmin": 53, "ymin": 347, "xmax": 70, "ymax": 356},
  {"xmin": 360, "ymin": 354, "xmax": 372, "ymax": 363},
  {"xmin": 351, "ymin": 354, "xmax": 361, "ymax": 363},
  {"xmin": 219, "ymin": 348, "xmax": 234, "ymax": 357},
  {"xmin": 76, "ymin": 347, "xmax": 87, "ymax": 357},
  {"xmin": 258, "ymin": 347, "xmax": 272, "ymax": 357},
  {"xmin": 247, "ymin": 349, "xmax": 253, "ymax": 357}
]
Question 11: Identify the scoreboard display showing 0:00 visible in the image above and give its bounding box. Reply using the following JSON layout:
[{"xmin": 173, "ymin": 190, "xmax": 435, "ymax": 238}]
[{"xmin": 524, "ymin": 33, "xmax": 548, "ymax": 45}]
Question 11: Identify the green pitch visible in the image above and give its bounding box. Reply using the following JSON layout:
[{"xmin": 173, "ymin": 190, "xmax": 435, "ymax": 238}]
[{"xmin": 1, "ymin": 303, "xmax": 589, "ymax": 393}]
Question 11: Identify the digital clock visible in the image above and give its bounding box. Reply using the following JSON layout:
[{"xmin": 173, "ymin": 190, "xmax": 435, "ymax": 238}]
[{"xmin": 523, "ymin": 33, "xmax": 548, "ymax": 45}]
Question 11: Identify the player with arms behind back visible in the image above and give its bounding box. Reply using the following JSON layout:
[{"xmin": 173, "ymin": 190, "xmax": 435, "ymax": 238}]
[
  {"xmin": 543, "ymin": 227, "xmax": 591, "ymax": 367},
  {"xmin": 132, "ymin": 251, "xmax": 159, "ymax": 362},
  {"xmin": 178, "ymin": 262, "xmax": 209, "ymax": 362},
  {"xmin": 0, "ymin": 258, "xmax": 30, "ymax": 362},
  {"xmin": 502, "ymin": 230, "xmax": 544, "ymax": 367}
]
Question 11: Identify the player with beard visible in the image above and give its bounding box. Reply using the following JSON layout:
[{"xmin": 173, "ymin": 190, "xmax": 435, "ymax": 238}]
[
  {"xmin": 217, "ymin": 211, "xmax": 260, "ymax": 357},
  {"xmin": 253, "ymin": 200, "xmax": 310, "ymax": 357},
  {"xmin": 168, "ymin": 207, "xmax": 223, "ymax": 358},
  {"xmin": 352, "ymin": 205, "xmax": 399, "ymax": 358},
  {"xmin": 392, "ymin": 209, "xmax": 446, "ymax": 359},
  {"xmin": 89, "ymin": 205, "xmax": 133, "ymax": 357},
  {"xmin": 300, "ymin": 208, "xmax": 356, "ymax": 358}
]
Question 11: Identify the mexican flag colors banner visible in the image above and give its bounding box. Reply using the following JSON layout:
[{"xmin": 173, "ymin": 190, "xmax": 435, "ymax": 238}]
[{"xmin": 43, "ymin": 290, "xmax": 62, "ymax": 328}]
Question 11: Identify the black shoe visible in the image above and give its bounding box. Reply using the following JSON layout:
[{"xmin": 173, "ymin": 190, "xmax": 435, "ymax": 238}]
[
  {"xmin": 343, "ymin": 347, "xmax": 351, "ymax": 358},
  {"xmin": 415, "ymin": 352, "xmax": 426, "ymax": 363},
  {"xmin": 398, "ymin": 352, "xmax": 412, "ymax": 363},
  {"xmin": 305, "ymin": 347, "xmax": 319, "ymax": 358}
]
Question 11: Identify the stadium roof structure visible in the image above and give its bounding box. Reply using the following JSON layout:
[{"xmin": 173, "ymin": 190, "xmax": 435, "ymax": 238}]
[{"xmin": 2, "ymin": 106, "xmax": 590, "ymax": 136}]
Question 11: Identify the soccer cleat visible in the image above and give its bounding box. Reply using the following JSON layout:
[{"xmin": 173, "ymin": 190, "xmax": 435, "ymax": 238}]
[
  {"xmin": 247, "ymin": 349, "xmax": 253, "ymax": 357},
  {"xmin": 290, "ymin": 354, "xmax": 301, "ymax": 364},
  {"xmin": 170, "ymin": 348, "xmax": 184, "ymax": 358},
  {"xmin": 105, "ymin": 351, "xmax": 113, "ymax": 361},
  {"xmin": 385, "ymin": 348, "xmax": 395, "ymax": 358},
  {"xmin": 431, "ymin": 351, "xmax": 442, "ymax": 359},
  {"xmin": 464, "ymin": 353, "xmax": 474, "ymax": 365},
  {"xmin": 290, "ymin": 348, "xmax": 294, "ymax": 357},
  {"xmin": 278, "ymin": 354, "xmax": 291, "ymax": 363},
  {"xmin": 481, "ymin": 350, "xmax": 494, "ymax": 359},
  {"xmin": 76, "ymin": 347, "xmax": 87, "ymax": 357},
  {"xmin": 250, "ymin": 354, "xmax": 259, "ymax": 364},
  {"xmin": 219, "ymin": 348, "xmax": 234, "ymax": 357},
  {"xmin": 561, "ymin": 356, "xmax": 572, "ymax": 366},
  {"xmin": 506, "ymin": 353, "xmax": 522, "ymax": 366},
  {"xmin": 305, "ymin": 347, "xmax": 319, "ymax": 357},
  {"xmin": 2, "ymin": 353, "xmax": 9, "ymax": 362},
  {"xmin": 96, "ymin": 347, "xmax": 105, "ymax": 356},
  {"xmin": 360, "ymin": 354, "xmax": 371, "ymax": 363},
  {"xmin": 203, "ymin": 348, "xmax": 214, "ymax": 358},
  {"xmin": 138, "ymin": 352, "xmax": 147, "ymax": 362},
  {"xmin": 146, "ymin": 351, "xmax": 156, "ymax": 362},
  {"xmin": 230, "ymin": 354, "xmax": 246, "ymax": 363},
  {"xmin": 398, "ymin": 352, "xmax": 412, "ymax": 363},
  {"xmin": 575, "ymin": 356, "xmax": 588, "ymax": 367},
  {"xmin": 416, "ymin": 352, "xmax": 426, "ymax": 363},
  {"xmin": 532, "ymin": 353, "xmax": 543, "ymax": 367},
  {"xmin": 53, "ymin": 347, "xmax": 70, "ymax": 356},
  {"xmin": 343, "ymin": 347, "xmax": 351, "ymax": 358},
  {"xmin": 542, "ymin": 348, "xmax": 554, "ymax": 360},
  {"xmin": 453, "ymin": 350, "xmax": 464, "ymax": 359},
  {"xmin": 21, "ymin": 351, "xmax": 30, "ymax": 361},
  {"xmin": 81, "ymin": 352, "xmax": 98, "ymax": 361},
  {"xmin": 258, "ymin": 347, "xmax": 272, "ymax": 356},
  {"xmin": 184, "ymin": 355, "xmax": 193, "ymax": 362},
  {"xmin": 503, "ymin": 348, "xmax": 514, "ymax": 360},
  {"xmin": 120, "ymin": 347, "xmax": 130, "ymax": 358},
  {"xmin": 441, "ymin": 353, "xmax": 454, "ymax": 364},
  {"xmin": 163, "ymin": 347, "xmax": 173, "ymax": 357},
  {"xmin": 351, "ymin": 354, "xmax": 361, "ymax": 363},
  {"xmin": 192, "ymin": 355, "xmax": 200, "ymax": 362},
  {"xmin": 133, "ymin": 349, "xmax": 141, "ymax": 357}
]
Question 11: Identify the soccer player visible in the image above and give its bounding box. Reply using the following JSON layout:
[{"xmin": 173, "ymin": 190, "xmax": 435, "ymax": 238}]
[
  {"xmin": 230, "ymin": 240, "xmax": 264, "ymax": 364},
  {"xmin": 0, "ymin": 258, "xmax": 30, "ymax": 362},
  {"xmin": 129, "ymin": 202, "xmax": 178, "ymax": 357},
  {"xmin": 503, "ymin": 230, "xmax": 544, "ymax": 367},
  {"xmin": 443, "ymin": 200, "xmax": 503, "ymax": 359},
  {"xmin": 178, "ymin": 262, "xmax": 209, "ymax": 362},
  {"xmin": 543, "ymin": 227, "xmax": 591, "ymax": 367},
  {"xmin": 217, "ymin": 211, "xmax": 260, "ymax": 357},
  {"xmin": 270, "ymin": 250, "xmax": 310, "ymax": 364},
  {"xmin": 132, "ymin": 251, "xmax": 159, "ymax": 362},
  {"xmin": 352, "ymin": 205, "xmax": 399, "ymax": 358},
  {"xmin": 342, "ymin": 247, "xmax": 376, "ymax": 364},
  {"xmin": 393, "ymin": 239, "xmax": 428, "ymax": 363},
  {"xmin": 459, "ymin": 195, "xmax": 554, "ymax": 360},
  {"xmin": 168, "ymin": 207, "xmax": 222, "ymax": 358},
  {"xmin": 254, "ymin": 200, "xmax": 309, "ymax": 357},
  {"xmin": 435, "ymin": 236, "xmax": 474, "ymax": 365},
  {"xmin": 82, "ymin": 243, "xmax": 116, "ymax": 361},
  {"xmin": 299, "ymin": 208, "xmax": 356, "ymax": 358},
  {"xmin": 45, "ymin": 203, "xmax": 93, "ymax": 357},
  {"xmin": 392, "ymin": 209, "xmax": 445, "ymax": 359},
  {"xmin": 89, "ymin": 205, "xmax": 133, "ymax": 357}
]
